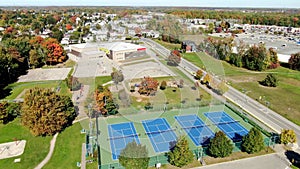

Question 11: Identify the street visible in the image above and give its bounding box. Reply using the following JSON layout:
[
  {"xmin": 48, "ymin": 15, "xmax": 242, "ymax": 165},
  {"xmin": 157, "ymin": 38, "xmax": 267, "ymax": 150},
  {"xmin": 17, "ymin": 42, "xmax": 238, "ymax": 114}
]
[{"xmin": 142, "ymin": 38, "xmax": 300, "ymax": 146}]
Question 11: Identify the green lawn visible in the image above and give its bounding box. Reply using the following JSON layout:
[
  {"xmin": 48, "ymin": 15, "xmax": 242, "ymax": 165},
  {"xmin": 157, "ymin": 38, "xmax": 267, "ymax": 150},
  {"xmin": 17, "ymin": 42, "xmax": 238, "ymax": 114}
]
[
  {"xmin": 43, "ymin": 122, "xmax": 85, "ymax": 169},
  {"xmin": 4, "ymin": 80, "xmax": 70, "ymax": 100},
  {"xmin": 0, "ymin": 118, "xmax": 52, "ymax": 169},
  {"xmin": 154, "ymin": 39, "xmax": 181, "ymax": 50},
  {"xmin": 182, "ymin": 52, "xmax": 300, "ymax": 126}
]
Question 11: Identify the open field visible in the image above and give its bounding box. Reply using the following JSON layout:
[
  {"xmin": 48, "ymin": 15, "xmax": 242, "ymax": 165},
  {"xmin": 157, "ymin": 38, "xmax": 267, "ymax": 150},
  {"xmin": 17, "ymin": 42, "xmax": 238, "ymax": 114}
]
[
  {"xmin": 43, "ymin": 122, "xmax": 85, "ymax": 169},
  {"xmin": 182, "ymin": 51, "xmax": 300, "ymax": 125},
  {"xmin": 0, "ymin": 119, "xmax": 52, "ymax": 169},
  {"xmin": 154, "ymin": 39, "xmax": 181, "ymax": 50},
  {"xmin": 4, "ymin": 80, "xmax": 70, "ymax": 100}
]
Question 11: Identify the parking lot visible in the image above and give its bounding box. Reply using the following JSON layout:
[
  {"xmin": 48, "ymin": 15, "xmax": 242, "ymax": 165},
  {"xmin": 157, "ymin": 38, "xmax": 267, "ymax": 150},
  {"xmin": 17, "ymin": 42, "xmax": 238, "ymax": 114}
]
[{"xmin": 235, "ymin": 33, "xmax": 300, "ymax": 56}]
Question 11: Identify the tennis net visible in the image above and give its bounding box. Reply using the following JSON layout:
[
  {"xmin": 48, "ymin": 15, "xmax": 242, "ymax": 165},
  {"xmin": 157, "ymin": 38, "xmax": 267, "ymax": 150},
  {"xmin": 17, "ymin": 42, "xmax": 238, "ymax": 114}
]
[
  {"xmin": 181, "ymin": 124, "xmax": 207, "ymax": 130},
  {"xmin": 108, "ymin": 133, "xmax": 139, "ymax": 140},
  {"xmin": 145, "ymin": 128, "xmax": 175, "ymax": 135},
  {"xmin": 213, "ymin": 120, "xmax": 239, "ymax": 125}
]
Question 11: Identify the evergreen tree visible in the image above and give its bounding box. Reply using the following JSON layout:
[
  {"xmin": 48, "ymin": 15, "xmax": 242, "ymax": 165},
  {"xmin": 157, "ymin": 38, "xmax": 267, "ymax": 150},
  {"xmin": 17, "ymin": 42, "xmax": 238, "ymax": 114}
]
[
  {"xmin": 242, "ymin": 128, "xmax": 265, "ymax": 154},
  {"xmin": 208, "ymin": 131, "xmax": 233, "ymax": 158},
  {"xmin": 119, "ymin": 141, "xmax": 149, "ymax": 169},
  {"xmin": 260, "ymin": 73, "xmax": 278, "ymax": 87},
  {"xmin": 168, "ymin": 136, "xmax": 194, "ymax": 167}
]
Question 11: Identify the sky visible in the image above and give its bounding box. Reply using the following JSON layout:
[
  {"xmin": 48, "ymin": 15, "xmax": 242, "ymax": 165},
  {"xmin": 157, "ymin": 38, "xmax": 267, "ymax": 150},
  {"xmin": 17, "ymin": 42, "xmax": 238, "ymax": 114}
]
[{"xmin": 0, "ymin": 0, "xmax": 300, "ymax": 8}]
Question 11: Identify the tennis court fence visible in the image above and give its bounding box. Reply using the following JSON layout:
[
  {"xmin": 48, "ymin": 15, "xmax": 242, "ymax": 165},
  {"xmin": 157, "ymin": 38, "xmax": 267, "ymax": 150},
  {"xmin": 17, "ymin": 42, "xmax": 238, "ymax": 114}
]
[{"xmin": 98, "ymin": 135, "xmax": 276, "ymax": 169}]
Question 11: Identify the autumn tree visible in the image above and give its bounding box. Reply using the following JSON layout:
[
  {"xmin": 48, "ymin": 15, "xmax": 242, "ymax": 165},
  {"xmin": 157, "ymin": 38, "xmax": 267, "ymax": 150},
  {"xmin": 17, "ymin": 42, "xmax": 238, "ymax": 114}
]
[
  {"xmin": 160, "ymin": 80, "xmax": 167, "ymax": 90},
  {"xmin": 289, "ymin": 52, "xmax": 300, "ymax": 71},
  {"xmin": 269, "ymin": 48, "xmax": 279, "ymax": 69},
  {"xmin": 138, "ymin": 77, "xmax": 159, "ymax": 96},
  {"xmin": 94, "ymin": 85, "xmax": 118, "ymax": 116},
  {"xmin": 168, "ymin": 50, "xmax": 181, "ymax": 66},
  {"xmin": 202, "ymin": 73, "xmax": 211, "ymax": 85},
  {"xmin": 119, "ymin": 141, "xmax": 149, "ymax": 169},
  {"xmin": 208, "ymin": 131, "xmax": 233, "ymax": 158},
  {"xmin": 280, "ymin": 129, "xmax": 297, "ymax": 145},
  {"xmin": 242, "ymin": 44, "xmax": 270, "ymax": 71},
  {"xmin": 215, "ymin": 81, "xmax": 229, "ymax": 95},
  {"xmin": 242, "ymin": 128, "xmax": 265, "ymax": 154},
  {"xmin": 168, "ymin": 136, "xmax": 194, "ymax": 167},
  {"xmin": 195, "ymin": 69, "xmax": 203, "ymax": 80},
  {"xmin": 42, "ymin": 38, "xmax": 67, "ymax": 65},
  {"xmin": 21, "ymin": 88, "xmax": 76, "ymax": 136}
]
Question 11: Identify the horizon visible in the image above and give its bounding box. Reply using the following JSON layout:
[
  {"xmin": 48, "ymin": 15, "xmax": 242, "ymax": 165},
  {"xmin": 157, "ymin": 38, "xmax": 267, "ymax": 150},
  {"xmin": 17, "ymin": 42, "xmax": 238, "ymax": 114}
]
[{"xmin": 1, "ymin": 0, "xmax": 300, "ymax": 8}]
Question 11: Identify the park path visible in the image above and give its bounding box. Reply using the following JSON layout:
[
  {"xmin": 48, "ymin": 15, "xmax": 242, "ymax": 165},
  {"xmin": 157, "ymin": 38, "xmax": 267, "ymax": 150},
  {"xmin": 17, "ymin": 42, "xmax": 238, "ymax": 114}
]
[
  {"xmin": 34, "ymin": 85, "xmax": 91, "ymax": 169},
  {"xmin": 34, "ymin": 133, "xmax": 58, "ymax": 169}
]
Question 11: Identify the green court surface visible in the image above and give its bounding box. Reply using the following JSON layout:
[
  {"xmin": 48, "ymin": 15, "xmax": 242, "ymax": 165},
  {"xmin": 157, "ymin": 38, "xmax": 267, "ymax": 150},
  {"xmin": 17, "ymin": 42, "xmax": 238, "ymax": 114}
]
[{"xmin": 96, "ymin": 104, "xmax": 260, "ymax": 168}]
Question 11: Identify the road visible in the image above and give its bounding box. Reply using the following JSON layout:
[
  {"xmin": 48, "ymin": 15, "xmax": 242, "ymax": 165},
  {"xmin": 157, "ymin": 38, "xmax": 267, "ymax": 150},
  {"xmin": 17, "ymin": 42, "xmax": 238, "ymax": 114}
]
[{"xmin": 142, "ymin": 38, "xmax": 300, "ymax": 146}]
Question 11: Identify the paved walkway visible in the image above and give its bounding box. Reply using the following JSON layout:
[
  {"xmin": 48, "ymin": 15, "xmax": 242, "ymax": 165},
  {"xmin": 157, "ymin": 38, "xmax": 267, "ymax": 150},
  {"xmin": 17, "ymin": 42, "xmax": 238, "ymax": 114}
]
[
  {"xmin": 34, "ymin": 133, "xmax": 58, "ymax": 169},
  {"xmin": 81, "ymin": 143, "xmax": 86, "ymax": 169},
  {"xmin": 193, "ymin": 153, "xmax": 291, "ymax": 169},
  {"xmin": 72, "ymin": 85, "xmax": 90, "ymax": 120}
]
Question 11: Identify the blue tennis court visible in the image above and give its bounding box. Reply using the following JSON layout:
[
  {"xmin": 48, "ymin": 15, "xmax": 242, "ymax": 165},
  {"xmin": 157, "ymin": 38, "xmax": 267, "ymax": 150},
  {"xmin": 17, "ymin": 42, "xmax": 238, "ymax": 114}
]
[
  {"xmin": 175, "ymin": 114, "xmax": 214, "ymax": 146},
  {"xmin": 204, "ymin": 111, "xmax": 248, "ymax": 141},
  {"xmin": 108, "ymin": 122, "xmax": 140, "ymax": 160},
  {"xmin": 142, "ymin": 118, "xmax": 177, "ymax": 153}
]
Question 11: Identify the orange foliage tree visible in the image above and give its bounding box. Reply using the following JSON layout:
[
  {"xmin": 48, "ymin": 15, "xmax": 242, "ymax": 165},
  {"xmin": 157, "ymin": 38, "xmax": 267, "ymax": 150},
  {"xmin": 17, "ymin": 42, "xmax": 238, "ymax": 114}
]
[
  {"xmin": 42, "ymin": 38, "xmax": 67, "ymax": 65},
  {"xmin": 138, "ymin": 77, "xmax": 159, "ymax": 96}
]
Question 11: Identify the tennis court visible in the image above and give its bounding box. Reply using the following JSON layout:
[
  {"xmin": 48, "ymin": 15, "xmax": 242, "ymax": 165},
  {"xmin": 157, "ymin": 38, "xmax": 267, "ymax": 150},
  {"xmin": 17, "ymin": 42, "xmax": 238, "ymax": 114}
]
[
  {"xmin": 108, "ymin": 122, "xmax": 140, "ymax": 160},
  {"xmin": 175, "ymin": 114, "xmax": 214, "ymax": 146},
  {"xmin": 142, "ymin": 118, "xmax": 177, "ymax": 153},
  {"xmin": 204, "ymin": 111, "xmax": 248, "ymax": 141}
]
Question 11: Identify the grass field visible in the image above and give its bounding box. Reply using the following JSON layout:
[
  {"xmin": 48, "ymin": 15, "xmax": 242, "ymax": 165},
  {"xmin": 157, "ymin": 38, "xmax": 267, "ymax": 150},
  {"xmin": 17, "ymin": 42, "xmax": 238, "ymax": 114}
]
[
  {"xmin": 0, "ymin": 118, "xmax": 52, "ymax": 169},
  {"xmin": 4, "ymin": 80, "xmax": 70, "ymax": 100},
  {"xmin": 43, "ymin": 122, "xmax": 85, "ymax": 169},
  {"xmin": 181, "ymin": 52, "xmax": 300, "ymax": 125},
  {"xmin": 154, "ymin": 39, "xmax": 181, "ymax": 50}
]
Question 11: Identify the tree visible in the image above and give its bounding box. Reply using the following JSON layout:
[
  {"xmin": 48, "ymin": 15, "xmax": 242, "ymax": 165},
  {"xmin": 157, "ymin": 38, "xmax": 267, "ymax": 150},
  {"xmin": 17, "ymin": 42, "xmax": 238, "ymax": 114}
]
[
  {"xmin": 119, "ymin": 141, "xmax": 149, "ymax": 169},
  {"xmin": 29, "ymin": 48, "xmax": 44, "ymax": 68},
  {"xmin": 168, "ymin": 50, "xmax": 181, "ymax": 66},
  {"xmin": 21, "ymin": 88, "xmax": 76, "ymax": 136},
  {"xmin": 289, "ymin": 52, "xmax": 300, "ymax": 71},
  {"xmin": 260, "ymin": 73, "xmax": 278, "ymax": 87},
  {"xmin": 242, "ymin": 44, "xmax": 270, "ymax": 71},
  {"xmin": 202, "ymin": 73, "xmax": 211, "ymax": 85},
  {"xmin": 160, "ymin": 80, "xmax": 167, "ymax": 90},
  {"xmin": 111, "ymin": 70, "xmax": 124, "ymax": 87},
  {"xmin": 195, "ymin": 69, "xmax": 203, "ymax": 80},
  {"xmin": 215, "ymin": 81, "xmax": 229, "ymax": 95},
  {"xmin": 168, "ymin": 136, "xmax": 194, "ymax": 167},
  {"xmin": 94, "ymin": 85, "xmax": 118, "ymax": 116},
  {"xmin": 242, "ymin": 128, "xmax": 265, "ymax": 154},
  {"xmin": 280, "ymin": 129, "xmax": 297, "ymax": 145},
  {"xmin": 138, "ymin": 77, "xmax": 159, "ymax": 96},
  {"xmin": 42, "ymin": 38, "xmax": 67, "ymax": 65},
  {"xmin": 208, "ymin": 131, "xmax": 233, "ymax": 158},
  {"xmin": 66, "ymin": 75, "xmax": 81, "ymax": 91},
  {"xmin": 269, "ymin": 48, "xmax": 279, "ymax": 69}
]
